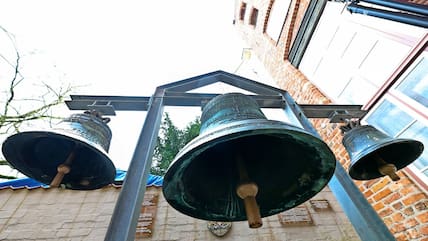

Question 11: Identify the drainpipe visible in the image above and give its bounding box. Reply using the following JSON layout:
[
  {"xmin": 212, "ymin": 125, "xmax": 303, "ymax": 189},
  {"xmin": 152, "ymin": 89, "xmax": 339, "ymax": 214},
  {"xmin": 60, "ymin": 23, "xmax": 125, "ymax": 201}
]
[
  {"xmin": 347, "ymin": 2, "xmax": 428, "ymax": 28},
  {"xmin": 359, "ymin": 0, "xmax": 428, "ymax": 16}
]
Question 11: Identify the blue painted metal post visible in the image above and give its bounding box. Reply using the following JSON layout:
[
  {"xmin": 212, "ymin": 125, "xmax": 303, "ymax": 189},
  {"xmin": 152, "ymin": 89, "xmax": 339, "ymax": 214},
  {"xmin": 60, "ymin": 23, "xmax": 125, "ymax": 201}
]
[
  {"xmin": 281, "ymin": 92, "xmax": 395, "ymax": 241},
  {"xmin": 105, "ymin": 88, "xmax": 165, "ymax": 241}
]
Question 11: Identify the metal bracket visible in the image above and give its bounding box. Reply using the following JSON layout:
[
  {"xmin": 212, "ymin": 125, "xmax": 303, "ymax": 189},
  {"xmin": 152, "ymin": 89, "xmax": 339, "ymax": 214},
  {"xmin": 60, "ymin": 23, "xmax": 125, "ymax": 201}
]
[
  {"xmin": 328, "ymin": 110, "xmax": 354, "ymax": 123},
  {"xmin": 87, "ymin": 101, "xmax": 116, "ymax": 116}
]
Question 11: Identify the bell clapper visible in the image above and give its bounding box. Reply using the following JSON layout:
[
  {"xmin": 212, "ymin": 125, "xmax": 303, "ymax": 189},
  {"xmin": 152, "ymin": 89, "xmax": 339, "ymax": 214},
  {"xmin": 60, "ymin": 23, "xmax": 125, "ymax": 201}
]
[
  {"xmin": 375, "ymin": 154, "xmax": 400, "ymax": 181},
  {"xmin": 50, "ymin": 164, "xmax": 71, "ymax": 188},
  {"xmin": 236, "ymin": 154, "xmax": 262, "ymax": 228},
  {"xmin": 50, "ymin": 144, "xmax": 77, "ymax": 188}
]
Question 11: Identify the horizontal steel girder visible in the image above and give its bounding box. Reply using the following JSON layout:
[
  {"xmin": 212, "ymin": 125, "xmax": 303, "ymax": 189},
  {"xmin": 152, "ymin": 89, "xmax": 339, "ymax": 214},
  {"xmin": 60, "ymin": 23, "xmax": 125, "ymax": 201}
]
[{"xmin": 65, "ymin": 93, "xmax": 366, "ymax": 122}]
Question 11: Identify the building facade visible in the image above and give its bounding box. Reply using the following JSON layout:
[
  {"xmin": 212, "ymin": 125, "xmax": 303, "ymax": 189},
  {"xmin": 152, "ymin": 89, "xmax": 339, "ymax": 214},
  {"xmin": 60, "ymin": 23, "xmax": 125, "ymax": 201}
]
[
  {"xmin": 233, "ymin": 0, "xmax": 427, "ymax": 240},
  {"xmin": 0, "ymin": 180, "xmax": 359, "ymax": 240}
]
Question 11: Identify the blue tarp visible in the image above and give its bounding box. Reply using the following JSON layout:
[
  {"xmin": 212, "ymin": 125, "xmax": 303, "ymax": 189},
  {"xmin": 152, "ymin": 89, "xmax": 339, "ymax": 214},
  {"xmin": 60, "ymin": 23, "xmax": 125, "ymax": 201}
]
[
  {"xmin": 0, "ymin": 170, "xmax": 163, "ymax": 189},
  {"xmin": 0, "ymin": 177, "xmax": 50, "ymax": 189}
]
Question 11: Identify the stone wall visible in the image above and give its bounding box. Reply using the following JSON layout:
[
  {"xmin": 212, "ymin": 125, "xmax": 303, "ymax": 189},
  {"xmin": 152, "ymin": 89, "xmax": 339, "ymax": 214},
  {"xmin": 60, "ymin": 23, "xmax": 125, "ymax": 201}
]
[
  {"xmin": 0, "ymin": 186, "xmax": 359, "ymax": 240},
  {"xmin": 0, "ymin": 187, "xmax": 119, "ymax": 240}
]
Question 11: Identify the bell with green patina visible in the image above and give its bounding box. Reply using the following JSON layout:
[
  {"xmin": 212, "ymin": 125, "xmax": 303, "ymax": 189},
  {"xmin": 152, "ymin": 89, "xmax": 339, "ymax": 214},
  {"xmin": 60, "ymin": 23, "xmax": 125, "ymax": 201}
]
[
  {"xmin": 2, "ymin": 111, "xmax": 116, "ymax": 190},
  {"xmin": 162, "ymin": 93, "xmax": 336, "ymax": 226},
  {"xmin": 343, "ymin": 125, "xmax": 423, "ymax": 181}
]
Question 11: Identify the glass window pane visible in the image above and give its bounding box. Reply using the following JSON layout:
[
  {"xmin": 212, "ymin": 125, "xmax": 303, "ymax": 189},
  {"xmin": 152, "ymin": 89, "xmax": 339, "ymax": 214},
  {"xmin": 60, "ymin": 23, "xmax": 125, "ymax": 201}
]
[
  {"xmin": 359, "ymin": 39, "xmax": 411, "ymax": 86},
  {"xmin": 396, "ymin": 57, "xmax": 428, "ymax": 107},
  {"xmin": 365, "ymin": 100, "xmax": 413, "ymax": 136},
  {"xmin": 399, "ymin": 121, "xmax": 428, "ymax": 174},
  {"xmin": 338, "ymin": 76, "xmax": 378, "ymax": 104}
]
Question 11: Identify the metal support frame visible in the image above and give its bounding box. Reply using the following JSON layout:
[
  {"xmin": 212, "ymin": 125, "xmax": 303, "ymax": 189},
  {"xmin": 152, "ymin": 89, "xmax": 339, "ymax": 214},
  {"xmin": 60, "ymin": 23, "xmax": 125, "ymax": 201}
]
[
  {"xmin": 65, "ymin": 71, "xmax": 393, "ymax": 241},
  {"xmin": 66, "ymin": 94, "xmax": 365, "ymax": 121},
  {"xmin": 104, "ymin": 88, "xmax": 165, "ymax": 240}
]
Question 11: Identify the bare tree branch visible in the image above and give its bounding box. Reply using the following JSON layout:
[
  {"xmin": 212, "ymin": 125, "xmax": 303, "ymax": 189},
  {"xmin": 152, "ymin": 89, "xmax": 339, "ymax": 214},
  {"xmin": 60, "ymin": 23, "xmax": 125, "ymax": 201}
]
[
  {"xmin": 0, "ymin": 174, "xmax": 17, "ymax": 180},
  {"xmin": 0, "ymin": 26, "xmax": 74, "ymax": 180},
  {"xmin": 0, "ymin": 26, "xmax": 24, "ymax": 119}
]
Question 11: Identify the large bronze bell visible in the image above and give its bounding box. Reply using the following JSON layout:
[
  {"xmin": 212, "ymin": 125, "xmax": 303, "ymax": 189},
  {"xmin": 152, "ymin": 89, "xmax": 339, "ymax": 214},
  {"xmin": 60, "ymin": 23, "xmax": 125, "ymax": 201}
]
[
  {"xmin": 342, "ymin": 125, "xmax": 424, "ymax": 181},
  {"xmin": 2, "ymin": 110, "xmax": 116, "ymax": 190},
  {"xmin": 163, "ymin": 93, "xmax": 336, "ymax": 228}
]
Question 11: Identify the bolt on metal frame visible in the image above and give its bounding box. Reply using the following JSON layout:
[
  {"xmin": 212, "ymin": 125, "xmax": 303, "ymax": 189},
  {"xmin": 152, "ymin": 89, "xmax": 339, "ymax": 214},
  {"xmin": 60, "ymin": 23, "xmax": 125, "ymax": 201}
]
[{"xmin": 65, "ymin": 71, "xmax": 395, "ymax": 241}]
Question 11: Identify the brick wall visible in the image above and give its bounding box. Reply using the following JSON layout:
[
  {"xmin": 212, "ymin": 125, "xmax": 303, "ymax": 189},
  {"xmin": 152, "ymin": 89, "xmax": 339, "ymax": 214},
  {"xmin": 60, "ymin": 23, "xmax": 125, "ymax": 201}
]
[
  {"xmin": 0, "ymin": 187, "xmax": 120, "ymax": 240},
  {"xmin": 0, "ymin": 186, "xmax": 359, "ymax": 241},
  {"xmin": 234, "ymin": 0, "xmax": 428, "ymax": 240}
]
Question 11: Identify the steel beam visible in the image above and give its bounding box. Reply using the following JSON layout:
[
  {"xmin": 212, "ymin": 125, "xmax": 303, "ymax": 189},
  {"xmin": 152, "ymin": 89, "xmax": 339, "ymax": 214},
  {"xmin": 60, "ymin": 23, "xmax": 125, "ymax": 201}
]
[
  {"xmin": 66, "ymin": 94, "xmax": 366, "ymax": 121},
  {"xmin": 104, "ymin": 89, "xmax": 165, "ymax": 241}
]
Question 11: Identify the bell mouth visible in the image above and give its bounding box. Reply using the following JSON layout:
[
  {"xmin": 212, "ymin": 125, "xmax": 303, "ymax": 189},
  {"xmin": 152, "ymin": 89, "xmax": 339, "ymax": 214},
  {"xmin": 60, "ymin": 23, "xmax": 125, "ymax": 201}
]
[
  {"xmin": 2, "ymin": 131, "xmax": 116, "ymax": 190},
  {"xmin": 349, "ymin": 139, "xmax": 424, "ymax": 180},
  {"xmin": 163, "ymin": 119, "xmax": 336, "ymax": 222}
]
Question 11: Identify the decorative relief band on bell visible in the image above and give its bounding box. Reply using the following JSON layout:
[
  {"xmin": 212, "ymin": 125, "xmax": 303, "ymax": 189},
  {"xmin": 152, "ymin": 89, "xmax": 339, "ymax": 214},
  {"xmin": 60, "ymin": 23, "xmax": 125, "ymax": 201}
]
[
  {"xmin": 58, "ymin": 113, "xmax": 113, "ymax": 152},
  {"xmin": 200, "ymin": 93, "xmax": 266, "ymax": 132}
]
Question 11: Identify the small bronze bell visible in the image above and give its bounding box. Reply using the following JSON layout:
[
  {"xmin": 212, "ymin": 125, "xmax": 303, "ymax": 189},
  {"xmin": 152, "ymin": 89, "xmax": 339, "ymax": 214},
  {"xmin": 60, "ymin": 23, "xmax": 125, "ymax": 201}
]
[
  {"xmin": 162, "ymin": 93, "xmax": 336, "ymax": 228},
  {"xmin": 2, "ymin": 110, "xmax": 116, "ymax": 190},
  {"xmin": 342, "ymin": 124, "xmax": 424, "ymax": 181}
]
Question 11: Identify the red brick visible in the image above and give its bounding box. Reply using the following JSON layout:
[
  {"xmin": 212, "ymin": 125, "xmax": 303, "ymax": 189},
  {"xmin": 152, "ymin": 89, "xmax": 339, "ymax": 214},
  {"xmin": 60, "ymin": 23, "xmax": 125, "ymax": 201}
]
[
  {"xmin": 372, "ymin": 179, "xmax": 389, "ymax": 193},
  {"xmin": 392, "ymin": 201, "xmax": 404, "ymax": 210},
  {"xmin": 383, "ymin": 217, "xmax": 393, "ymax": 226},
  {"xmin": 420, "ymin": 225, "xmax": 428, "ymax": 235},
  {"xmin": 373, "ymin": 188, "xmax": 392, "ymax": 202},
  {"xmin": 416, "ymin": 212, "xmax": 428, "ymax": 223},
  {"xmin": 405, "ymin": 218, "xmax": 418, "ymax": 228},
  {"xmin": 391, "ymin": 212, "xmax": 405, "ymax": 222},
  {"xmin": 373, "ymin": 202, "xmax": 384, "ymax": 211},
  {"xmin": 415, "ymin": 200, "xmax": 428, "ymax": 211},
  {"xmin": 391, "ymin": 223, "xmax": 406, "ymax": 233},
  {"xmin": 364, "ymin": 179, "xmax": 378, "ymax": 189},
  {"xmin": 403, "ymin": 207, "xmax": 415, "ymax": 216},
  {"xmin": 395, "ymin": 233, "xmax": 407, "ymax": 241},
  {"xmin": 398, "ymin": 177, "xmax": 413, "ymax": 186},
  {"xmin": 399, "ymin": 186, "xmax": 418, "ymax": 196},
  {"xmin": 384, "ymin": 192, "xmax": 401, "ymax": 204},
  {"xmin": 379, "ymin": 207, "xmax": 393, "ymax": 217},
  {"xmin": 406, "ymin": 228, "xmax": 420, "ymax": 239},
  {"xmin": 403, "ymin": 193, "xmax": 426, "ymax": 205},
  {"xmin": 388, "ymin": 182, "xmax": 401, "ymax": 192},
  {"xmin": 363, "ymin": 189, "xmax": 374, "ymax": 198}
]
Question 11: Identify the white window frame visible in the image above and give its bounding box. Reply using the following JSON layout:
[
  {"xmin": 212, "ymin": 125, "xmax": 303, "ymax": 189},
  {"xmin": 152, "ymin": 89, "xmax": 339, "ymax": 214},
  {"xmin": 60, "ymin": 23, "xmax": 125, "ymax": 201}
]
[
  {"xmin": 265, "ymin": 0, "xmax": 292, "ymax": 42},
  {"xmin": 362, "ymin": 42, "xmax": 428, "ymax": 191}
]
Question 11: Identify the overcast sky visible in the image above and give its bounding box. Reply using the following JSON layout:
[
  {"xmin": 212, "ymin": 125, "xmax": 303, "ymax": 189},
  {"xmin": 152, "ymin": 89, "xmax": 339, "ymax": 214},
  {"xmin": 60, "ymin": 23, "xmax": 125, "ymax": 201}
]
[
  {"xmin": 0, "ymin": 0, "xmax": 246, "ymax": 94},
  {"xmin": 0, "ymin": 1, "xmax": 280, "ymax": 172}
]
